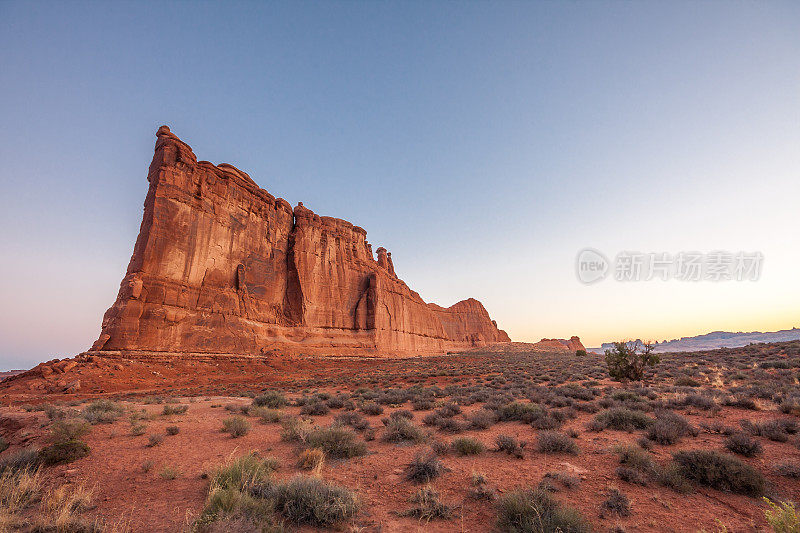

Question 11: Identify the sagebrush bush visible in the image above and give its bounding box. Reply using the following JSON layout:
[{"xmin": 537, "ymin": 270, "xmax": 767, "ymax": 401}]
[
  {"xmin": 646, "ymin": 410, "xmax": 696, "ymax": 445},
  {"xmin": 222, "ymin": 416, "xmax": 251, "ymax": 438},
  {"xmin": 82, "ymin": 400, "xmax": 123, "ymax": 424},
  {"xmin": 592, "ymin": 408, "xmax": 654, "ymax": 432},
  {"xmin": 360, "ymin": 402, "xmax": 384, "ymax": 416},
  {"xmin": 166, "ymin": 425, "xmax": 180, "ymax": 436},
  {"xmin": 0, "ymin": 447, "xmax": 41, "ymax": 474},
  {"xmin": 305, "ymin": 426, "xmax": 367, "ymax": 459},
  {"xmin": 300, "ymin": 402, "xmax": 330, "ymax": 416},
  {"xmin": 452, "ymin": 437, "xmax": 485, "ymax": 456},
  {"xmin": 281, "ymin": 417, "xmax": 314, "ymax": 443},
  {"xmin": 39, "ymin": 440, "xmax": 90, "ymax": 465},
  {"xmin": 253, "ymin": 391, "xmax": 288, "ymax": 408},
  {"xmin": 495, "ymin": 435, "xmax": 524, "ymax": 458},
  {"xmin": 469, "ymin": 409, "xmax": 497, "ymax": 429},
  {"xmin": 405, "ymin": 454, "xmax": 446, "ymax": 483},
  {"xmin": 267, "ymin": 475, "xmax": 360, "ymax": 527},
  {"xmin": 333, "ymin": 411, "xmax": 369, "ymax": 431},
  {"xmin": 775, "ymin": 461, "xmax": 800, "ymax": 478},
  {"xmin": 671, "ymin": 450, "xmax": 765, "ymax": 496},
  {"xmin": 403, "ymin": 486, "xmax": 453, "ymax": 520},
  {"xmin": 613, "ymin": 444, "xmax": 654, "ymax": 473},
  {"xmin": 724, "ymin": 432, "xmax": 762, "ymax": 457},
  {"xmin": 162, "ymin": 404, "xmax": 189, "ymax": 416},
  {"xmin": 50, "ymin": 419, "xmax": 90, "ymax": 443},
  {"xmin": 381, "ymin": 417, "xmax": 427, "ymax": 443},
  {"xmin": 536, "ymin": 431, "xmax": 579, "ymax": 455},
  {"xmin": 498, "ymin": 402, "xmax": 545, "ymax": 423},
  {"xmin": 496, "ymin": 489, "xmax": 590, "ymax": 533}
]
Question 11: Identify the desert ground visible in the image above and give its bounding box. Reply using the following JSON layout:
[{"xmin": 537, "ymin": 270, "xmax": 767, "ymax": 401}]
[{"xmin": 1, "ymin": 342, "xmax": 799, "ymax": 532}]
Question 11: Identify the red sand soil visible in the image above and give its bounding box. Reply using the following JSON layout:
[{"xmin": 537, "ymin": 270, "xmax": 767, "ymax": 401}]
[{"xmin": 1, "ymin": 351, "xmax": 799, "ymax": 532}]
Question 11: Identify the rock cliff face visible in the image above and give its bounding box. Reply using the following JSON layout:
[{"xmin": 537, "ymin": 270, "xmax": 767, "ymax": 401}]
[{"xmin": 91, "ymin": 126, "xmax": 510, "ymax": 358}]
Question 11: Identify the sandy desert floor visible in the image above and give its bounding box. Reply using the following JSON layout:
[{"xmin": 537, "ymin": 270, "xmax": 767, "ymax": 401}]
[{"xmin": 1, "ymin": 342, "xmax": 799, "ymax": 532}]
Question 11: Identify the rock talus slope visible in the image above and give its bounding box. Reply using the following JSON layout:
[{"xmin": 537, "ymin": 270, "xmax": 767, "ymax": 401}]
[{"xmin": 91, "ymin": 126, "xmax": 510, "ymax": 357}]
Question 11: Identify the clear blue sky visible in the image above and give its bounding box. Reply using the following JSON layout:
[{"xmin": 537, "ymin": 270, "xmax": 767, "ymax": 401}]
[{"xmin": 1, "ymin": 1, "xmax": 799, "ymax": 369}]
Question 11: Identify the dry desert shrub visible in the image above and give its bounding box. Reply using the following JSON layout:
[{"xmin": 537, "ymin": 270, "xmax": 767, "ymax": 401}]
[
  {"xmin": 82, "ymin": 399, "xmax": 124, "ymax": 424},
  {"xmin": 253, "ymin": 391, "xmax": 288, "ymax": 409},
  {"xmin": 536, "ymin": 431, "xmax": 579, "ymax": 455},
  {"xmin": 496, "ymin": 489, "xmax": 590, "ymax": 533},
  {"xmin": 381, "ymin": 417, "xmax": 427, "ymax": 444},
  {"xmin": 304, "ymin": 426, "xmax": 367, "ymax": 459},
  {"xmin": 222, "ymin": 416, "xmax": 251, "ymax": 438},
  {"xmin": 451, "ymin": 437, "xmax": 485, "ymax": 456},
  {"xmin": 402, "ymin": 485, "xmax": 454, "ymax": 521},
  {"xmin": 296, "ymin": 449, "xmax": 325, "ymax": 474},
  {"xmin": 671, "ymin": 450, "xmax": 765, "ymax": 496},
  {"xmin": 405, "ymin": 454, "xmax": 447, "ymax": 483}
]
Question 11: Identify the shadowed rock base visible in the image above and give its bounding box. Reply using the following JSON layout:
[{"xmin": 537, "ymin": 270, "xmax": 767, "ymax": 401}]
[{"xmin": 91, "ymin": 126, "xmax": 510, "ymax": 358}]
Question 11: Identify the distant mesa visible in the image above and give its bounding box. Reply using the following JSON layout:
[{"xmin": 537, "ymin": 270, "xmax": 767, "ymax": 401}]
[
  {"xmin": 467, "ymin": 336, "xmax": 585, "ymax": 354},
  {"xmin": 90, "ymin": 126, "xmax": 510, "ymax": 358},
  {"xmin": 590, "ymin": 327, "xmax": 800, "ymax": 354}
]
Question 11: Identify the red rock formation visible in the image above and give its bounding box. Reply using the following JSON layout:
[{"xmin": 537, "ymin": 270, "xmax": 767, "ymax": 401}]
[
  {"xmin": 91, "ymin": 126, "xmax": 510, "ymax": 358},
  {"xmin": 532, "ymin": 336, "xmax": 586, "ymax": 353}
]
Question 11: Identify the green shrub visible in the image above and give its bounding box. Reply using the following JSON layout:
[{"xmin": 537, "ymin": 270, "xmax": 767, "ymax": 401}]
[
  {"xmin": 39, "ymin": 440, "xmax": 90, "ymax": 465},
  {"xmin": 147, "ymin": 434, "xmax": 163, "ymax": 447},
  {"xmin": 671, "ymin": 450, "xmax": 765, "ymax": 496},
  {"xmin": 50, "ymin": 419, "xmax": 90, "ymax": 442},
  {"xmin": 213, "ymin": 453, "xmax": 278, "ymax": 492},
  {"xmin": 498, "ymin": 402, "xmax": 545, "ymax": 423},
  {"xmin": 536, "ymin": 431, "xmax": 579, "ymax": 455},
  {"xmin": 496, "ymin": 489, "xmax": 591, "ymax": 533},
  {"xmin": 268, "ymin": 475, "xmax": 360, "ymax": 527},
  {"xmin": 763, "ymin": 498, "xmax": 799, "ymax": 533},
  {"xmin": 252, "ymin": 407, "xmax": 283, "ymax": 424},
  {"xmin": 305, "ymin": 426, "xmax": 367, "ymax": 459},
  {"xmin": 613, "ymin": 444, "xmax": 654, "ymax": 472},
  {"xmin": 162, "ymin": 404, "xmax": 189, "ymax": 416},
  {"xmin": 280, "ymin": 417, "xmax": 313, "ymax": 442},
  {"xmin": 592, "ymin": 408, "xmax": 654, "ymax": 432},
  {"xmin": 222, "ymin": 416, "xmax": 251, "ymax": 438},
  {"xmin": 605, "ymin": 341, "xmax": 659, "ymax": 381},
  {"xmin": 82, "ymin": 400, "xmax": 123, "ymax": 424},
  {"xmin": 382, "ymin": 417, "xmax": 427, "ymax": 444},
  {"xmin": 452, "ymin": 437, "xmax": 485, "ymax": 456},
  {"xmin": 166, "ymin": 425, "xmax": 180, "ymax": 436},
  {"xmin": 300, "ymin": 402, "xmax": 330, "ymax": 416},
  {"xmin": 253, "ymin": 391, "xmax": 288, "ymax": 409}
]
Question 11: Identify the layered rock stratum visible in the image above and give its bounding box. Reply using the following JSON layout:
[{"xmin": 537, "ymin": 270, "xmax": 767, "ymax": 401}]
[{"xmin": 90, "ymin": 126, "xmax": 510, "ymax": 358}]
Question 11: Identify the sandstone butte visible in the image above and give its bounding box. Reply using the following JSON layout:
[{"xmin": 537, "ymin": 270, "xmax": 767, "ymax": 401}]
[{"xmin": 89, "ymin": 126, "xmax": 512, "ymax": 359}]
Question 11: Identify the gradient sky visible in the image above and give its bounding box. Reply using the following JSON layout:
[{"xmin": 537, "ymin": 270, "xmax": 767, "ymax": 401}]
[{"xmin": 1, "ymin": 1, "xmax": 799, "ymax": 370}]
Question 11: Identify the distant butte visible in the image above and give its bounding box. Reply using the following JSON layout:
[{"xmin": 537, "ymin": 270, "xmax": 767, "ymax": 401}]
[{"xmin": 90, "ymin": 126, "xmax": 510, "ymax": 358}]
